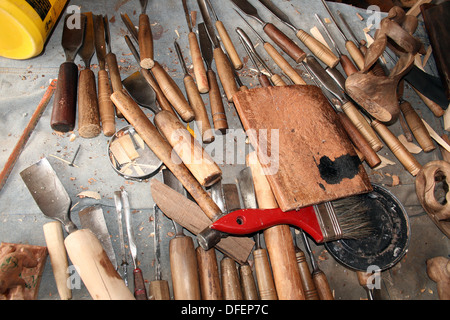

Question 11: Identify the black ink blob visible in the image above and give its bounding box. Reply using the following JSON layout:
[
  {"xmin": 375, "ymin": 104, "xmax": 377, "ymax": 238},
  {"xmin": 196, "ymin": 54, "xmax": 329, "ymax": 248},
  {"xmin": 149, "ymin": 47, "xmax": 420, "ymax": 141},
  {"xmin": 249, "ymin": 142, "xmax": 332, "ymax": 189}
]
[{"xmin": 316, "ymin": 154, "xmax": 361, "ymax": 185}]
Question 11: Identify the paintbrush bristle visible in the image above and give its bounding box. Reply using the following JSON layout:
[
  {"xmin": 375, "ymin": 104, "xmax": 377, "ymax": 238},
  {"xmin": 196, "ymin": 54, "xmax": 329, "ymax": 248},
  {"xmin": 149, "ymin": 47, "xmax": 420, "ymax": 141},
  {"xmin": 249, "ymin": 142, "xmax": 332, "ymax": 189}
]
[{"xmin": 332, "ymin": 196, "xmax": 374, "ymax": 239}]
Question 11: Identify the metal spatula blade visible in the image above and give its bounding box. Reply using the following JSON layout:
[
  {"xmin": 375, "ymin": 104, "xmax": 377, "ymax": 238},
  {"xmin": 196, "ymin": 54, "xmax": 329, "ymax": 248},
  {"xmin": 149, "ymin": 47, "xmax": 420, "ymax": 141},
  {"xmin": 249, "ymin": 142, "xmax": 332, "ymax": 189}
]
[{"xmin": 122, "ymin": 71, "xmax": 158, "ymax": 113}]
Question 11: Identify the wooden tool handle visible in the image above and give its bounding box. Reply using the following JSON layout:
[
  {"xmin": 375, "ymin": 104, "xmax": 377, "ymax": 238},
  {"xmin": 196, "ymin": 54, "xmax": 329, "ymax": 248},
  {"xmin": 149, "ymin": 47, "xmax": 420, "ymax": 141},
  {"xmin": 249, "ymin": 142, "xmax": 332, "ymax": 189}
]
[
  {"xmin": 170, "ymin": 236, "xmax": 201, "ymax": 300},
  {"xmin": 215, "ymin": 20, "xmax": 242, "ymax": 70},
  {"xmin": 345, "ymin": 41, "xmax": 365, "ymax": 70},
  {"xmin": 140, "ymin": 68, "xmax": 176, "ymax": 116},
  {"xmin": 184, "ymin": 74, "xmax": 214, "ymax": 143},
  {"xmin": 341, "ymin": 101, "xmax": 384, "ymax": 152},
  {"xmin": 51, "ymin": 62, "xmax": 78, "ymax": 132},
  {"xmin": 151, "ymin": 61, "xmax": 195, "ymax": 122},
  {"xmin": 239, "ymin": 264, "xmax": 259, "ymax": 300},
  {"xmin": 296, "ymin": 29, "xmax": 339, "ymax": 68},
  {"xmin": 111, "ymin": 90, "xmax": 222, "ymax": 221},
  {"xmin": 270, "ymin": 74, "xmax": 288, "ymax": 86},
  {"xmin": 78, "ymin": 69, "xmax": 101, "ymax": 139},
  {"xmin": 412, "ymin": 87, "xmax": 445, "ymax": 117},
  {"xmin": 154, "ymin": 110, "xmax": 222, "ymax": 187},
  {"xmin": 64, "ymin": 229, "xmax": 134, "ymax": 300},
  {"xmin": 207, "ymin": 69, "xmax": 228, "ymax": 134},
  {"xmin": 133, "ymin": 267, "xmax": 148, "ymax": 300},
  {"xmin": 295, "ymin": 248, "xmax": 319, "ymax": 300},
  {"xmin": 264, "ymin": 42, "xmax": 306, "ymax": 85},
  {"xmin": 221, "ymin": 257, "xmax": 243, "ymax": 300},
  {"xmin": 337, "ymin": 112, "xmax": 381, "ymax": 168},
  {"xmin": 259, "ymin": 74, "xmax": 272, "ymax": 87},
  {"xmin": 43, "ymin": 221, "xmax": 71, "ymax": 300},
  {"xmin": 148, "ymin": 280, "xmax": 171, "ymax": 300},
  {"xmin": 399, "ymin": 100, "xmax": 435, "ymax": 152},
  {"xmin": 105, "ymin": 52, "xmax": 123, "ymax": 118},
  {"xmin": 253, "ymin": 248, "xmax": 277, "ymax": 300},
  {"xmin": 196, "ymin": 246, "xmax": 222, "ymax": 300},
  {"xmin": 264, "ymin": 23, "xmax": 306, "ymax": 63},
  {"xmin": 213, "ymin": 47, "xmax": 239, "ymax": 102},
  {"xmin": 340, "ymin": 54, "xmax": 359, "ymax": 76},
  {"xmin": 97, "ymin": 69, "xmax": 115, "ymax": 136},
  {"xmin": 247, "ymin": 152, "xmax": 305, "ymax": 300},
  {"xmin": 313, "ymin": 269, "xmax": 334, "ymax": 300},
  {"xmin": 188, "ymin": 32, "xmax": 209, "ymax": 94},
  {"xmin": 138, "ymin": 13, "xmax": 154, "ymax": 69},
  {"xmin": 371, "ymin": 119, "xmax": 422, "ymax": 176}
]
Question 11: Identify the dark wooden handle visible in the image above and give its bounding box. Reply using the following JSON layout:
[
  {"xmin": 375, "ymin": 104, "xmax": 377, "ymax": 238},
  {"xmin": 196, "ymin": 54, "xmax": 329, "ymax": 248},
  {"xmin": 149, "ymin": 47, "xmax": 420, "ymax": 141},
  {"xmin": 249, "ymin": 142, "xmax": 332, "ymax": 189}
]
[
  {"xmin": 221, "ymin": 257, "xmax": 243, "ymax": 300},
  {"xmin": 188, "ymin": 32, "xmax": 209, "ymax": 94},
  {"xmin": 207, "ymin": 69, "xmax": 228, "ymax": 134},
  {"xmin": 138, "ymin": 14, "xmax": 154, "ymax": 69},
  {"xmin": 78, "ymin": 69, "xmax": 101, "ymax": 139},
  {"xmin": 170, "ymin": 235, "xmax": 201, "ymax": 300},
  {"xmin": 105, "ymin": 52, "xmax": 123, "ymax": 118},
  {"xmin": 140, "ymin": 68, "xmax": 176, "ymax": 116},
  {"xmin": 213, "ymin": 47, "xmax": 239, "ymax": 102},
  {"xmin": 253, "ymin": 248, "xmax": 277, "ymax": 300},
  {"xmin": 239, "ymin": 264, "xmax": 259, "ymax": 300},
  {"xmin": 338, "ymin": 112, "xmax": 381, "ymax": 168},
  {"xmin": 148, "ymin": 280, "xmax": 171, "ymax": 300},
  {"xmin": 312, "ymin": 270, "xmax": 334, "ymax": 300},
  {"xmin": 264, "ymin": 23, "xmax": 306, "ymax": 64},
  {"xmin": 97, "ymin": 69, "xmax": 115, "ymax": 136},
  {"xmin": 296, "ymin": 29, "xmax": 339, "ymax": 68},
  {"xmin": 259, "ymin": 74, "xmax": 272, "ymax": 87},
  {"xmin": 400, "ymin": 100, "xmax": 435, "ymax": 152},
  {"xmin": 340, "ymin": 54, "xmax": 359, "ymax": 76},
  {"xmin": 51, "ymin": 62, "xmax": 78, "ymax": 132},
  {"xmin": 295, "ymin": 248, "xmax": 319, "ymax": 300},
  {"xmin": 196, "ymin": 246, "xmax": 222, "ymax": 300},
  {"xmin": 133, "ymin": 267, "xmax": 148, "ymax": 300}
]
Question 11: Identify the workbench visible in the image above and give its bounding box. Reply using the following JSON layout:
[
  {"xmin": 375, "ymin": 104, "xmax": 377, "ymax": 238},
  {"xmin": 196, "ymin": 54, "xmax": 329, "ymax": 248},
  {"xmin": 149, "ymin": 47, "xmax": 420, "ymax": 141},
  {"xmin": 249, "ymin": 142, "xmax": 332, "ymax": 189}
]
[{"xmin": 0, "ymin": 0, "xmax": 448, "ymax": 301}]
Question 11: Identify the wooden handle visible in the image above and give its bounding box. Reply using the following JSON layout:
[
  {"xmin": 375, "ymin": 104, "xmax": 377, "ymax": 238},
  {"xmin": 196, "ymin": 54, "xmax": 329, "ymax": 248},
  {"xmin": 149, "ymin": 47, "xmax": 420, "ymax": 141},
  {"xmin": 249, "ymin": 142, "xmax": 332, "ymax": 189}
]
[
  {"xmin": 221, "ymin": 257, "xmax": 243, "ymax": 300},
  {"xmin": 259, "ymin": 74, "xmax": 272, "ymax": 87},
  {"xmin": 184, "ymin": 75, "xmax": 214, "ymax": 143},
  {"xmin": 337, "ymin": 112, "xmax": 381, "ymax": 168},
  {"xmin": 151, "ymin": 61, "xmax": 195, "ymax": 122},
  {"xmin": 371, "ymin": 119, "xmax": 422, "ymax": 176},
  {"xmin": 64, "ymin": 229, "xmax": 134, "ymax": 300},
  {"xmin": 247, "ymin": 152, "xmax": 305, "ymax": 300},
  {"xmin": 170, "ymin": 235, "xmax": 201, "ymax": 300},
  {"xmin": 140, "ymin": 68, "xmax": 176, "ymax": 116},
  {"xmin": 213, "ymin": 47, "xmax": 239, "ymax": 102},
  {"xmin": 313, "ymin": 269, "xmax": 334, "ymax": 300},
  {"xmin": 340, "ymin": 54, "xmax": 359, "ymax": 76},
  {"xmin": 148, "ymin": 280, "xmax": 171, "ymax": 300},
  {"xmin": 216, "ymin": 20, "xmax": 242, "ymax": 70},
  {"xmin": 270, "ymin": 74, "xmax": 288, "ymax": 86},
  {"xmin": 341, "ymin": 101, "xmax": 384, "ymax": 152},
  {"xmin": 412, "ymin": 87, "xmax": 445, "ymax": 117},
  {"xmin": 138, "ymin": 14, "xmax": 154, "ymax": 69},
  {"xmin": 51, "ymin": 62, "xmax": 78, "ymax": 132},
  {"xmin": 154, "ymin": 110, "xmax": 222, "ymax": 187},
  {"xmin": 345, "ymin": 41, "xmax": 365, "ymax": 70},
  {"xmin": 188, "ymin": 32, "xmax": 209, "ymax": 94},
  {"xmin": 264, "ymin": 42, "xmax": 306, "ymax": 85},
  {"xmin": 239, "ymin": 264, "xmax": 259, "ymax": 300},
  {"xmin": 207, "ymin": 69, "xmax": 228, "ymax": 134},
  {"xmin": 78, "ymin": 69, "xmax": 101, "ymax": 139},
  {"xmin": 105, "ymin": 52, "xmax": 123, "ymax": 118},
  {"xmin": 196, "ymin": 246, "xmax": 222, "ymax": 300},
  {"xmin": 400, "ymin": 101, "xmax": 435, "ymax": 152},
  {"xmin": 295, "ymin": 248, "xmax": 319, "ymax": 300},
  {"xmin": 133, "ymin": 268, "xmax": 148, "ymax": 300},
  {"xmin": 264, "ymin": 23, "xmax": 306, "ymax": 63},
  {"xmin": 296, "ymin": 29, "xmax": 339, "ymax": 68},
  {"xmin": 111, "ymin": 90, "xmax": 222, "ymax": 221},
  {"xmin": 253, "ymin": 248, "xmax": 277, "ymax": 300},
  {"xmin": 43, "ymin": 221, "xmax": 71, "ymax": 300},
  {"xmin": 97, "ymin": 69, "xmax": 116, "ymax": 136}
]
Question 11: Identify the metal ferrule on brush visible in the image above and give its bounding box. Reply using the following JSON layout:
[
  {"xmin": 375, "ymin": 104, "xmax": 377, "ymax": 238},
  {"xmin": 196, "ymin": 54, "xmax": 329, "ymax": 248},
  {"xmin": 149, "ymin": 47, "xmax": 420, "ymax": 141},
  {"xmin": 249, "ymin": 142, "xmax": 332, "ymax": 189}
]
[{"xmin": 314, "ymin": 202, "xmax": 343, "ymax": 242}]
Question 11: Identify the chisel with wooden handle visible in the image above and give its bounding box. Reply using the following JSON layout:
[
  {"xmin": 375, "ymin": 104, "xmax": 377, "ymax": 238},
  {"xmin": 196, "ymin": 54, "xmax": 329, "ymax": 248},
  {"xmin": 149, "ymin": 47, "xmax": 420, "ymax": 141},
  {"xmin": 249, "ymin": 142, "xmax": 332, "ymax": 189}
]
[
  {"xmin": 196, "ymin": 246, "xmax": 222, "ymax": 299},
  {"xmin": 221, "ymin": 256, "xmax": 244, "ymax": 300},
  {"xmin": 293, "ymin": 231, "xmax": 319, "ymax": 300},
  {"xmin": 138, "ymin": 0, "xmax": 154, "ymax": 69}
]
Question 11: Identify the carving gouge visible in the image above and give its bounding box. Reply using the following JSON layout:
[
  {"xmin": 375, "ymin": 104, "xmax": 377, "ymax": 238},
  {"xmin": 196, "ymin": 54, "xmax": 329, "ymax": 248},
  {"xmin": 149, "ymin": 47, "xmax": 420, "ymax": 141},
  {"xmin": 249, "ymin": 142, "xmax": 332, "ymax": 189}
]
[{"xmin": 138, "ymin": 0, "xmax": 154, "ymax": 69}]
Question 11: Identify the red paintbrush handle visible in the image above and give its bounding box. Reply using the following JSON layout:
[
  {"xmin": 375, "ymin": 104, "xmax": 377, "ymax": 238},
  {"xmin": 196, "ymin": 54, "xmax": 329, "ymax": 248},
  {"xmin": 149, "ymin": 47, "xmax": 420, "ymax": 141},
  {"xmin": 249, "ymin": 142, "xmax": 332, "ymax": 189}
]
[{"xmin": 210, "ymin": 207, "xmax": 324, "ymax": 243}]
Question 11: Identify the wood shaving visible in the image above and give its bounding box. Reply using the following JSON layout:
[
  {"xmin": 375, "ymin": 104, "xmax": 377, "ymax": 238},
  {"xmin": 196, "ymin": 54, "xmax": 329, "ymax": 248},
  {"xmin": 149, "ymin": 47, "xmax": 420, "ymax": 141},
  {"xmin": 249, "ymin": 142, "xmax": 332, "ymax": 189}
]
[
  {"xmin": 398, "ymin": 134, "xmax": 422, "ymax": 154},
  {"xmin": 77, "ymin": 191, "xmax": 101, "ymax": 200},
  {"xmin": 374, "ymin": 155, "xmax": 396, "ymax": 170}
]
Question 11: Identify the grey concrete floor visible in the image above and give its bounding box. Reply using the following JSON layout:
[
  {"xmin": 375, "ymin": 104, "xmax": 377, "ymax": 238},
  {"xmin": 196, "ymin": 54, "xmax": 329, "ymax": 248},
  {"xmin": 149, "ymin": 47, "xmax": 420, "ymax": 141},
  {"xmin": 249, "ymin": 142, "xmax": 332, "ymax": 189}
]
[{"xmin": 0, "ymin": 0, "xmax": 448, "ymax": 301}]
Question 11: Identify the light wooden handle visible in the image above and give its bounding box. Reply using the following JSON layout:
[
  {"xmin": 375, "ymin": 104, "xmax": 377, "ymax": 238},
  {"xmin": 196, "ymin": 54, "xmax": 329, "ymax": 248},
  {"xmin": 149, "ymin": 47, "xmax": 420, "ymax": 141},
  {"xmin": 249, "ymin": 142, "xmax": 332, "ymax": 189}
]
[
  {"xmin": 296, "ymin": 29, "xmax": 339, "ymax": 68},
  {"xmin": 151, "ymin": 61, "xmax": 195, "ymax": 122},
  {"xmin": 148, "ymin": 280, "xmax": 171, "ymax": 300},
  {"xmin": 184, "ymin": 74, "xmax": 214, "ymax": 143},
  {"xmin": 295, "ymin": 248, "xmax": 319, "ymax": 300},
  {"xmin": 97, "ymin": 69, "xmax": 115, "ymax": 136},
  {"xmin": 78, "ymin": 69, "xmax": 101, "ymax": 139},
  {"xmin": 253, "ymin": 248, "xmax": 278, "ymax": 300},
  {"xmin": 239, "ymin": 264, "xmax": 259, "ymax": 300},
  {"xmin": 111, "ymin": 89, "xmax": 222, "ymax": 220},
  {"xmin": 43, "ymin": 221, "xmax": 71, "ymax": 300},
  {"xmin": 169, "ymin": 235, "xmax": 201, "ymax": 300},
  {"xmin": 345, "ymin": 41, "xmax": 365, "ymax": 70},
  {"xmin": 64, "ymin": 229, "xmax": 134, "ymax": 300},
  {"xmin": 188, "ymin": 32, "xmax": 209, "ymax": 94},
  {"xmin": 140, "ymin": 68, "xmax": 176, "ymax": 116},
  {"xmin": 264, "ymin": 23, "xmax": 306, "ymax": 63},
  {"xmin": 216, "ymin": 20, "xmax": 242, "ymax": 70},
  {"xmin": 213, "ymin": 47, "xmax": 239, "ymax": 102},
  {"xmin": 207, "ymin": 69, "xmax": 228, "ymax": 134},
  {"xmin": 138, "ymin": 14, "xmax": 154, "ymax": 69},
  {"xmin": 105, "ymin": 52, "xmax": 123, "ymax": 118},
  {"xmin": 154, "ymin": 110, "xmax": 222, "ymax": 187},
  {"xmin": 221, "ymin": 257, "xmax": 243, "ymax": 300},
  {"xmin": 341, "ymin": 101, "xmax": 384, "ymax": 152},
  {"xmin": 270, "ymin": 73, "xmax": 288, "ymax": 87},
  {"xmin": 371, "ymin": 119, "xmax": 422, "ymax": 176},
  {"xmin": 196, "ymin": 246, "xmax": 222, "ymax": 300},
  {"xmin": 412, "ymin": 87, "xmax": 445, "ymax": 117},
  {"xmin": 247, "ymin": 152, "xmax": 305, "ymax": 300},
  {"xmin": 264, "ymin": 42, "xmax": 306, "ymax": 85},
  {"xmin": 313, "ymin": 270, "xmax": 334, "ymax": 300},
  {"xmin": 400, "ymin": 101, "xmax": 435, "ymax": 152}
]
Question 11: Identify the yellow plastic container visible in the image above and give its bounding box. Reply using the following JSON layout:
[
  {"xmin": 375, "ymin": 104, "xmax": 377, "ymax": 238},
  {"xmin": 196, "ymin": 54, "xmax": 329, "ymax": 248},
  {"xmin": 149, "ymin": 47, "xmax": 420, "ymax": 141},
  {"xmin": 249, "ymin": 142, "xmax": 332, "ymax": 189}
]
[{"xmin": 0, "ymin": 0, "xmax": 67, "ymax": 60}]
